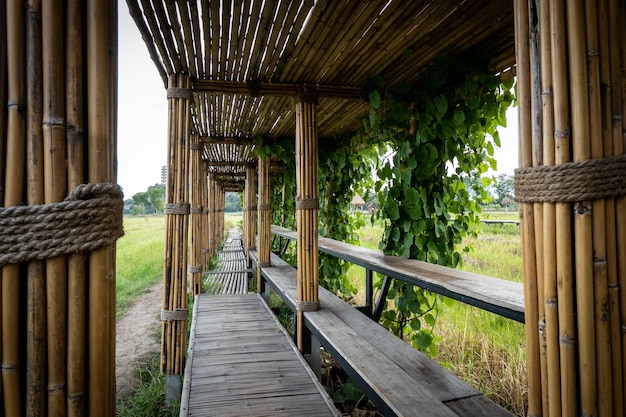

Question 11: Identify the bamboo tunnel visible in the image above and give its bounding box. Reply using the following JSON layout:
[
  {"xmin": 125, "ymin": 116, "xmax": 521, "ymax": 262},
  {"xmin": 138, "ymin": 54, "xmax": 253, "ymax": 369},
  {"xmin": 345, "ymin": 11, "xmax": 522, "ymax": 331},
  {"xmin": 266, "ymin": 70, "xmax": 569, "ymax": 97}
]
[
  {"xmin": 189, "ymin": 132, "xmax": 204, "ymax": 295},
  {"xmin": 257, "ymin": 155, "xmax": 272, "ymax": 290},
  {"xmin": 1, "ymin": 0, "xmax": 119, "ymax": 414},
  {"xmin": 515, "ymin": 1, "xmax": 626, "ymax": 416},
  {"xmin": 161, "ymin": 73, "xmax": 192, "ymax": 401},
  {"xmin": 295, "ymin": 91, "xmax": 320, "ymax": 351}
]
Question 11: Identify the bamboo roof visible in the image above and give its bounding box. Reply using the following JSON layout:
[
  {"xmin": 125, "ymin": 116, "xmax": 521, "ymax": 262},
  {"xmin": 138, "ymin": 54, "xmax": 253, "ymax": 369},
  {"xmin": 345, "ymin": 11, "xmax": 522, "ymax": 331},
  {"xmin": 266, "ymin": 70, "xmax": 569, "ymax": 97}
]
[{"xmin": 127, "ymin": 0, "xmax": 516, "ymax": 191}]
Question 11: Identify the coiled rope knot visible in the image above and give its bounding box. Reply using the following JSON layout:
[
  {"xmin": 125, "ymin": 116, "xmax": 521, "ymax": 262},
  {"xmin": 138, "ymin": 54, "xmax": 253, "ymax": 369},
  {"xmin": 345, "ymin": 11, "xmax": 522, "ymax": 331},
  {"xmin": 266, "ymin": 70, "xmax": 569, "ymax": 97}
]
[{"xmin": 0, "ymin": 183, "xmax": 124, "ymax": 266}]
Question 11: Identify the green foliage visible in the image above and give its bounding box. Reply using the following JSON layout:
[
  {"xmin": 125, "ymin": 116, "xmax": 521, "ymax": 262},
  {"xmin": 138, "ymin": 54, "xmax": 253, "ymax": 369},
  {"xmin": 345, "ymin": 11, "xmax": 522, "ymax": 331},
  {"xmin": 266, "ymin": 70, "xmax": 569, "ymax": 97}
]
[
  {"xmin": 224, "ymin": 191, "xmax": 242, "ymax": 212},
  {"xmin": 131, "ymin": 184, "xmax": 165, "ymax": 215},
  {"xmin": 318, "ymin": 138, "xmax": 376, "ymax": 298},
  {"xmin": 366, "ymin": 52, "xmax": 515, "ymax": 354}
]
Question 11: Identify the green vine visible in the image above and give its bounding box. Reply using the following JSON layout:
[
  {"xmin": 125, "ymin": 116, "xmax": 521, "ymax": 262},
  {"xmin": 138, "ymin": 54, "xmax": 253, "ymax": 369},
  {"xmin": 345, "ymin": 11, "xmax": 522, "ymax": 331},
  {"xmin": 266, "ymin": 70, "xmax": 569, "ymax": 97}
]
[
  {"xmin": 318, "ymin": 139, "xmax": 375, "ymax": 298},
  {"xmin": 366, "ymin": 52, "xmax": 515, "ymax": 354}
]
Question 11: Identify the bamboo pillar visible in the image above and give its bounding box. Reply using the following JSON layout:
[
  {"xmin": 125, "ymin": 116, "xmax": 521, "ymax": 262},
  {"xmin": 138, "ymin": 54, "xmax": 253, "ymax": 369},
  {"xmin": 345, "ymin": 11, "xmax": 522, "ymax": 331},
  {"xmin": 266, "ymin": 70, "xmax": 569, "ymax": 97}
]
[
  {"xmin": 189, "ymin": 133, "xmax": 204, "ymax": 295},
  {"xmin": 207, "ymin": 172, "xmax": 216, "ymax": 256},
  {"xmin": 244, "ymin": 164, "xmax": 257, "ymax": 262},
  {"xmin": 0, "ymin": 1, "xmax": 119, "ymax": 415},
  {"xmin": 515, "ymin": 1, "xmax": 626, "ymax": 416},
  {"xmin": 201, "ymin": 162, "xmax": 210, "ymax": 267},
  {"xmin": 3, "ymin": 2, "xmax": 26, "ymax": 416},
  {"xmin": 257, "ymin": 155, "xmax": 271, "ymax": 290},
  {"xmin": 295, "ymin": 91, "xmax": 320, "ymax": 351},
  {"xmin": 218, "ymin": 184, "xmax": 225, "ymax": 243},
  {"xmin": 161, "ymin": 73, "xmax": 192, "ymax": 402}
]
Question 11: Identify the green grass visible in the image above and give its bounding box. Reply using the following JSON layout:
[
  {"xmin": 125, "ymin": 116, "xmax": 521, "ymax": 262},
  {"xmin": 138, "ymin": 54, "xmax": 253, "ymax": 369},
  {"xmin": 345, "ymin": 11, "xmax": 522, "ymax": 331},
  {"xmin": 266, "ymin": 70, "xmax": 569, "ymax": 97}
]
[{"xmin": 116, "ymin": 216, "xmax": 166, "ymax": 317}]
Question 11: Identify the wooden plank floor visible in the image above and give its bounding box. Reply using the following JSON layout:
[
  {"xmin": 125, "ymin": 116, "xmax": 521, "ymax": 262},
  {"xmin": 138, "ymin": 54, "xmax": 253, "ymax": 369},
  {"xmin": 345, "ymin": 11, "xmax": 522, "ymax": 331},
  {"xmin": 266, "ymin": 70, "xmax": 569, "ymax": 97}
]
[
  {"xmin": 205, "ymin": 229, "xmax": 248, "ymax": 294},
  {"xmin": 180, "ymin": 294, "xmax": 340, "ymax": 417}
]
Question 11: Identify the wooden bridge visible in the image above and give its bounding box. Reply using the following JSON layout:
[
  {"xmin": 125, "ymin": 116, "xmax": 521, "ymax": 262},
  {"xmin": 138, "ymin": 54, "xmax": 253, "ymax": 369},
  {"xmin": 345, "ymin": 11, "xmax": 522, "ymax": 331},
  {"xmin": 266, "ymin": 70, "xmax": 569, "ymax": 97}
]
[{"xmin": 204, "ymin": 229, "xmax": 249, "ymax": 295}]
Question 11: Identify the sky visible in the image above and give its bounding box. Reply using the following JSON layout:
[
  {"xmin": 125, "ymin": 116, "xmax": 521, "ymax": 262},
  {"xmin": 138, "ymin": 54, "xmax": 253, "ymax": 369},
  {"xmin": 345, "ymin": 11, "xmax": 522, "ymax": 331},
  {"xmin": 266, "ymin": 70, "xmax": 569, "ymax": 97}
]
[
  {"xmin": 116, "ymin": 7, "xmax": 519, "ymax": 200},
  {"xmin": 118, "ymin": 8, "xmax": 168, "ymax": 199}
]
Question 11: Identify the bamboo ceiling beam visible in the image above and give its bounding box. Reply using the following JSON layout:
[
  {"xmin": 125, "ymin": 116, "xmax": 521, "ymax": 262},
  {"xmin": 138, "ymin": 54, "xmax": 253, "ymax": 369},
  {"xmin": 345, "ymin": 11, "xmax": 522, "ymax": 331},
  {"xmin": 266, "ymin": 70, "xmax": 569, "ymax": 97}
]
[
  {"xmin": 200, "ymin": 136, "xmax": 254, "ymax": 144},
  {"xmin": 193, "ymin": 79, "xmax": 366, "ymax": 100}
]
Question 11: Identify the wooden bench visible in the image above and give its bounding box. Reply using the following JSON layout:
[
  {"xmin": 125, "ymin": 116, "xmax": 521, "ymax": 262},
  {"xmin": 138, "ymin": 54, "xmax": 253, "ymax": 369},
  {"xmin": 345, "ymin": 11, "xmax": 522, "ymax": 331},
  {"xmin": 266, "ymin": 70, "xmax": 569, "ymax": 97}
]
[
  {"xmin": 180, "ymin": 293, "xmax": 340, "ymax": 417},
  {"xmin": 271, "ymin": 225, "xmax": 524, "ymax": 323},
  {"xmin": 249, "ymin": 251, "xmax": 514, "ymax": 417}
]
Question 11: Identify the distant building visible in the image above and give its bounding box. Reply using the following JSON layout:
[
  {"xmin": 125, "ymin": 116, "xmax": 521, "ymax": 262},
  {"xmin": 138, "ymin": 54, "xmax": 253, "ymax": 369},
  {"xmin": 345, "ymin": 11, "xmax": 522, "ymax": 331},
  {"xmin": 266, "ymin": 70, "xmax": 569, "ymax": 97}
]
[{"xmin": 161, "ymin": 165, "xmax": 167, "ymax": 186}]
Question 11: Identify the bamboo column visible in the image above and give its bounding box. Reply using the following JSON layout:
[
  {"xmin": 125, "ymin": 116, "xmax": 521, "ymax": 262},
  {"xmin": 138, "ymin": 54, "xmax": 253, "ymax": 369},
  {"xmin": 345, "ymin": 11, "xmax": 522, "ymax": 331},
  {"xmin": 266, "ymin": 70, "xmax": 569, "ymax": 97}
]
[
  {"xmin": 87, "ymin": 1, "xmax": 118, "ymax": 414},
  {"xmin": 217, "ymin": 184, "xmax": 225, "ymax": 244},
  {"xmin": 515, "ymin": 1, "xmax": 626, "ymax": 416},
  {"xmin": 66, "ymin": 1, "xmax": 87, "ymax": 414},
  {"xmin": 207, "ymin": 172, "xmax": 216, "ymax": 256},
  {"xmin": 295, "ymin": 91, "xmax": 320, "ymax": 351},
  {"xmin": 257, "ymin": 155, "xmax": 272, "ymax": 290},
  {"xmin": 244, "ymin": 164, "xmax": 257, "ymax": 262},
  {"xmin": 44, "ymin": 2, "xmax": 70, "ymax": 414},
  {"xmin": 201, "ymin": 162, "xmax": 210, "ymax": 267},
  {"xmin": 161, "ymin": 73, "xmax": 192, "ymax": 402},
  {"xmin": 25, "ymin": 1, "xmax": 46, "ymax": 415},
  {"xmin": 189, "ymin": 133, "xmax": 204, "ymax": 295},
  {"xmin": 1, "ymin": 1, "xmax": 119, "ymax": 415},
  {"xmin": 3, "ymin": 1, "xmax": 26, "ymax": 415}
]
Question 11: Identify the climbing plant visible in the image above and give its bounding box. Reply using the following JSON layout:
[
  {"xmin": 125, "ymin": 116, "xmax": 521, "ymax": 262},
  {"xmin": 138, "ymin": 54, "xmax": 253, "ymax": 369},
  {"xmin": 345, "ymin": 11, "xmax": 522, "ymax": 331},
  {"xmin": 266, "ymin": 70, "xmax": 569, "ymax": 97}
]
[
  {"xmin": 366, "ymin": 52, "xmax": 515, "ymax": 354},
  {"xmin": 318, "ymin": 137, "xmax": 376, "ymax": 298}
]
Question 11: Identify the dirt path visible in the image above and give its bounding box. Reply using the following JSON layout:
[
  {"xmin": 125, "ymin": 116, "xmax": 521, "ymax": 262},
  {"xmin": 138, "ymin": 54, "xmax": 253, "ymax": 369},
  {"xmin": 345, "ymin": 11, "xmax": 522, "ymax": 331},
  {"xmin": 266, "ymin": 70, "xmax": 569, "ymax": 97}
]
[{"xmin": 116, "ymin": 281, "xmax": 162, "ymax": 400}]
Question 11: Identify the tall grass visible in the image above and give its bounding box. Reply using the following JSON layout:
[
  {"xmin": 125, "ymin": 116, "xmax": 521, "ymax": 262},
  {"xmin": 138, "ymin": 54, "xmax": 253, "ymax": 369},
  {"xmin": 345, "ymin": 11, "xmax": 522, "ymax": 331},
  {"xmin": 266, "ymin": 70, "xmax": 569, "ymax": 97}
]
[{"xmin": 116, "ymin": 216, "xmax": 165, "ymax": 317}]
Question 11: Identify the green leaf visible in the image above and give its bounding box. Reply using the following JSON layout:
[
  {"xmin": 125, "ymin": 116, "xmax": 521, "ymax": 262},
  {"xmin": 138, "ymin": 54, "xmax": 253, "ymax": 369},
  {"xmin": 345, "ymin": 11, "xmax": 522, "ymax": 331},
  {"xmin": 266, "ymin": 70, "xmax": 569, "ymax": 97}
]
[
  {"xmin": 391, "ymin": 226, "xmax": 401, "ymax": 242},
  {"xmin": 453, "ymin": 109, "xmax": 465, "ymax": 126},
  {"xmin": 434, "ymin": 95, "xmax": 448, "ymax": 115},
  {"xmin": 369, "ymin": 90, "xmax": 381, "ymax": 109},
  {"xmin": 404, "ymin": 187, "xmax": 419, "ymax": 204},
  {"xmin": 413, "ymin": 329, "xmax": 434, "ymax": 352},
  {"xmin": 424, "ymin": 313, "xmax": 435, "ymax": 326}
]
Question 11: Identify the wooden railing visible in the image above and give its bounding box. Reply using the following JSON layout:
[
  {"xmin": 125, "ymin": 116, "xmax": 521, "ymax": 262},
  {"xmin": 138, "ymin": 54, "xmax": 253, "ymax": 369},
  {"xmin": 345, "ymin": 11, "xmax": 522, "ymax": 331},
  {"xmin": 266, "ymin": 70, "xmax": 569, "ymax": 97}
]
[{"xmin": 271, "ymin": 225, "xmax": 525, "ymax": 323}]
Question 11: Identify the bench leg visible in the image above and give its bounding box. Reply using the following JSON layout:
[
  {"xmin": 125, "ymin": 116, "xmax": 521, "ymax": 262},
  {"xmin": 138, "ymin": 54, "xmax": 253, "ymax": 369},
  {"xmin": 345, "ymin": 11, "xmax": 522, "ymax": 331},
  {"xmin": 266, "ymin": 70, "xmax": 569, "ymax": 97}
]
[{"xmin": 301, "ymin": 327, "xmax": 322, "ymax": 381}]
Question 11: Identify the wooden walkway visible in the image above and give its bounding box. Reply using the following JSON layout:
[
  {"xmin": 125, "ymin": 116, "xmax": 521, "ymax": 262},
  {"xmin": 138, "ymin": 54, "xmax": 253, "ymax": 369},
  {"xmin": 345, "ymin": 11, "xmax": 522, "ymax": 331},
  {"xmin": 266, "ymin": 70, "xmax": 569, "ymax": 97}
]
[
  {"xmin": 205, "ymin": 228, "xmax": 249, "ymax": 294},
  {"xmin": 180, "ymin": 294, "xmax": 340, "ymax": 417}
]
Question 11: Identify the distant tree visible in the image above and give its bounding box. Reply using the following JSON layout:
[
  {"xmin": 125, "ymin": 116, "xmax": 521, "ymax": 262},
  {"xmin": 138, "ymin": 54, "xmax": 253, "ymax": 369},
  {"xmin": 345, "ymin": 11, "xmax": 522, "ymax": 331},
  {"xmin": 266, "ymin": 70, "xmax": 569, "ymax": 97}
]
[
  {"xmin": 146, "ymin": 184, "xmax": 165, "ymax": 213},
  {"xmin": 224, "ymin": 192, "xmax": 242, "ymax": 212},
  {"xmin": 492, "ymin": 173, "xmax": 515, "ymax": 205}
]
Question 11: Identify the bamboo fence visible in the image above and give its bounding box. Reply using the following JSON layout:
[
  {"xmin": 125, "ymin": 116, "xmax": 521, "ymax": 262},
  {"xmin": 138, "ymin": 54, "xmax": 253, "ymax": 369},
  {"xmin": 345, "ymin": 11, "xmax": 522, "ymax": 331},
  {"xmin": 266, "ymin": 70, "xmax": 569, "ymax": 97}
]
[
  {"xmin": 189, "ymin": 132, "xmax": 204, "ymax": 295},
  {"xmin": 295, "ymin": 94, "xmax": 320, "ymax": 351},
  {"xmin": 257, "ymin": 155, "xmax": 272, "ymax": 289},
  {"xmin": 161, "ymin": 73, "xmax": 192, "ymax": 396},
  {"xmin": 1, "ymin": 1, "xmax": 119, "ymax": 415},
  {"xmin": 515, "ymin": 1, "xmax": 626, "ymax": 416}
]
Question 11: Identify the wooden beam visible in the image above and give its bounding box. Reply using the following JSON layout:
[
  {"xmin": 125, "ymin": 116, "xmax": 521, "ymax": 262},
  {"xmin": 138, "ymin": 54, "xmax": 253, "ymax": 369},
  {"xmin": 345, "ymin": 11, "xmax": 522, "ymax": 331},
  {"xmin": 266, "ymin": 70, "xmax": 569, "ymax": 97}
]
[
  {"xmin": 193, "ymin": 79, "xmax": 366, "ymax": 100},
  {"xmin": 200, "ymin": 135, "xmax": 254, "ymax": 144}
]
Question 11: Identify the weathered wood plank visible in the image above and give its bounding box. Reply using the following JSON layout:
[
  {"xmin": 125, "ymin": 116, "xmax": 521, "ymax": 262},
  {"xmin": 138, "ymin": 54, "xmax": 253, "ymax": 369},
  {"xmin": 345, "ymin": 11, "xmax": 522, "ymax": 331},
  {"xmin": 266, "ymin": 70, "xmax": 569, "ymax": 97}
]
[
  {"xmin": 271, "ymin": 225, "xmax": 524, "ymax": 322},
  {"xmin": 259, "ymin": 264, "xmax": 514, "ymax": 417},
  {"xmin": 180, "ymin": 294, "xmax": 340, "ymax": 417}
]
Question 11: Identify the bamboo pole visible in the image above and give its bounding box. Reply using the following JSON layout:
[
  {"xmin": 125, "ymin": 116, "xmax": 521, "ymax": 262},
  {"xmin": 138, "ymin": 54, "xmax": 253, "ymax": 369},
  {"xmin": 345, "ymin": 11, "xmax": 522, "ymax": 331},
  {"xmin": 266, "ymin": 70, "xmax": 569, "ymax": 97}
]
[
  {"xmin": 3, "ymin": 0, "xmax": 26, "ymax": 415},
  {"xmin": 43, "ymin": 2, "xmax": 69, "ymax": 414},
  {"xmin": 25, "ymin": 1, "xmax": 46, "ymax": 414},
  {"xmin": 514, "ymin": 0, "xmax": 542, "ymax": 415},
  {"xmin": 66, "ymin": 0, "xmax": 87, "ymax": 414},
  {"xmin": 550, "ymin": 0, "xmax": 578, "ymax": 413},
  {"xmin": 87, "ymin": 1, "xmax": 117, "ymax": 414},
  {"xmin": 190, "ymin": 133, "xmax": 204, "ymax": 295},
  {"xmin": 295, "ymin": 92, "xmax": 319, "ymax": 351},
  {"xmin": 258, "ymin": 155, "xmax": 271, "ymax": 290},
  {"xmin": 583, "ymin": 1, "xmax": 615, "ymax": 415},
  {"xmin": 539, "ymin": 1, "xmax": 562, "ymax": 416},
  {"xmin": 565, "ymin": 2, "xmax": 597, "ymax": 416},
  {"xmin": 245, "ymin": 164, "xmax": 257, "ymax": 263},
  {"xmin": 609, "ymin": 0, "xmax": 626, "ymax": 412},
  {"xmin": 161, "ymin": 73, "xmax": 191, "ymax": 402}
]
